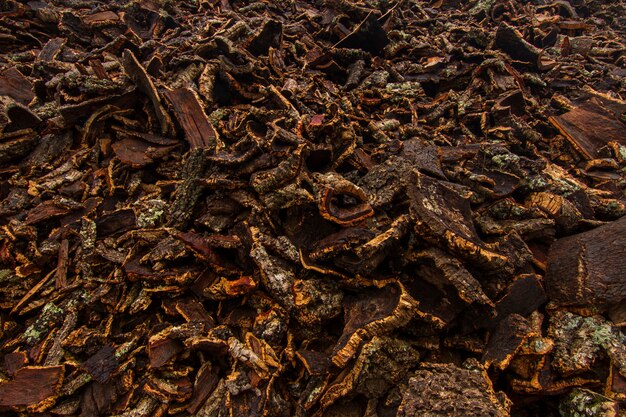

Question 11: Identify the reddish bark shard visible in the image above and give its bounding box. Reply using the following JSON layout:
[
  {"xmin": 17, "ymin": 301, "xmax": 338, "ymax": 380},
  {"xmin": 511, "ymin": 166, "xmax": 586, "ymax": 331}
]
[
  {"xmin": 163, "ymin": 88, "xmax": 218, "ymax": 150},
  {"xmin": 111, "ymin": 137, "xmax": 155, "ymax": 167},
  {"xmin": 0, "ymin": 365, "xmax": 64, "ymax": 407},
  {"xmin": 0, "ymin": 67, "xmax": 34, "ymax": 105},
  {"xmin": 550, "ymin": 102, "xmax": 626, "ymax": 160}
]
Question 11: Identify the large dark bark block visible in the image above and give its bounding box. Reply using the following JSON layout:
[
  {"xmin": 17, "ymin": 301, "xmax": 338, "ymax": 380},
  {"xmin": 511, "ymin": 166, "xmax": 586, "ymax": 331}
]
[{"xmin": 545, "ymin": 216, "xmax": 626, "ymax": 310}]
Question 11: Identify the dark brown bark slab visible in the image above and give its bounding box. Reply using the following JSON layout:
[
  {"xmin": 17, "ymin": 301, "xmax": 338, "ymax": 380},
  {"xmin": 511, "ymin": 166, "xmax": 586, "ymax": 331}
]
[
  {"xmin": 0, "ymin": 67, "xmax": 34, "ymax": 105},
  {"xmin": 550, "ymin": 102, "xmax": 626, "ymax": 160},
  {"xmin": 163, "ymin": 88, "xmax": 218, "ymax": 150},
  {"xmin": 545, "ymin": 216, "xmax": 626, "ymax": 310}
]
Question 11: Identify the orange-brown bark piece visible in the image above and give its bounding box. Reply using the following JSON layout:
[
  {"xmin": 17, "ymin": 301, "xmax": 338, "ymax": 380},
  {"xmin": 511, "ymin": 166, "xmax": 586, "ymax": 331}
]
[{"xmin": 0, "ymin": 365, "xmax": 64, "ymax": 407}]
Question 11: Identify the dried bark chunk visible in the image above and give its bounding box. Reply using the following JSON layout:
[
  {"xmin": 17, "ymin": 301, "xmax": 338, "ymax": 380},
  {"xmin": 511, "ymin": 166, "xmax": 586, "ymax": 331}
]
[
  {"xmin": 413, "ymin": 247, "xmax": 493, "ymax": 307},
  {"xmin": 559, "ymin": 388, "xmax": 619, "ymax": 417},
  {"xmin": 347, "ymin": 215, "xmax": 410, "ymax": 273},
  {"xmin": 0, "ymin": 67, "xmax": 34, "ymax": 105},
  {"xmin": 407, "ymin": 171, "xmax": 510, "ymax": 271},
  {"xmin": 6, "ymin": 103, "xmax": 42, "ymax": 130},
  {"xmin": 494, "ymin": 274, "xmax": 547, "ymax": 319},
  {"xmin": 332, "ymin": 283, "xmax": 421, "ymax": 367},
  {"xmin": 3, "ymin": 351, "xmax": 27, "ymax": 375},
  {"xmin": 308, "ymin": 227, "xmax": 375, "ymax": 263},
  {"xmin": 21, "ymin": 302, "xmax": 65, "ymax": 345},
  {"xmin": 95, "ymin": 209, "xmax": 136, "ymax": 237},
  {"xmin": 80, "ymin": 380, "xmax": 118, "ymax": 417},
  {"xmin": 37, "ymin": 38, "xmax": 65, "ymax": 62},
  {"xmin": 548, "ymin": 311, "xmax": 626, "ymax": 377},
  {"xmin": 526, "ymin": 191, "xmax": 583, "ymax": 232},
  {"xmin": 482, "ymin": 314, "xmax": 536, "ymax": 370},
  {"xmin": 163, "ymin": 88, "xmax": 218, "ymax": 150},
  {"xmin": 58, "ymin": 91, "xmax": 139, "ymax": 125},
  {"xmin": 82, "ymin": 10, "xmax": 119, "ymax": 26},
  {"xmin": 293, "ymin": 277, "xmax": 343, "ymax": 326},
  {"xmin": 495, "ymin": 23, "xmax": 542, "ymax": 68},
  {"xmin": 550, "ymin": 101, "xmax": 626, "ymax": 160},
  {"xmin": 296, "ymin": 350, "xmax": 332, "ymax": 376},
  {"xmin": 0, "ymin": 365, "xmax": 64, "ymax": 407},
  {"xmin": 397, "ymin": 362, "xmax": 510, "ymax": 417},
  {"xmin": 315, "ymin": 172, "xmax": 374, "ymax": 226},
  {"xmin": 401, "ymin": 138, "xmax": 446, "ymax": 179},
  {"xmin": 321, "ymin": 336, "xmax": 420, "ymax": 409},
  {"xmin": 0, "ymin": 130, "xmax": 39, "ymax": 165},
  {"xmin": 251, "ymin": 144, "xmax": 304, "ymax": 195},
  {"xmin": 111, "ymin": 138, "xmax": 155, "ymax": 167},
  {"xmin": 247, "ymin": 19, "xmax": 282, "ymax": 56},
  {"xmin": 186, "ymin": 361, "xmax": 219, "ymax": 415},
  {"xmin": 122, "ymin": 49, "xmax": 174, "ymax": 136},
  {"xmin": 545, "ymin": 216, "xmax": 626, "ymax": 310},
  {"xmin": 250, "ymin": 239, "xmax": 297, "ymax": 311},
  {"xmin": 335, "ymin": 13, "xmax": 389, "ymax": 55},
  {"xmin": 81, "ymin": 345, "xmax": 119, "ymax": 383},
  {"xmin": 24, "ymin": 200, "xmax": 74, "ymax": 225},
  {"xmin": 167, "ymin": 148, "xmax": 210, "ymax": 229}
]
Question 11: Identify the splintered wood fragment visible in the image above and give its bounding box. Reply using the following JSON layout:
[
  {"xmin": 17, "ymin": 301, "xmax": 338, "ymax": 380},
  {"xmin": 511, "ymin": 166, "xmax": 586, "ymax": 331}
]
[
  {"xmin": 10, "ymin": 269, "xmax": 55, "ymax": 316},
  {"xmin": 55, "ymin": 239, "xmax": 69, "ymax": 289},
  {"xmin": 549, "ymin": 102, "xmax": 626, "ymax": 160},
  {"xmin": 545, "ymin": 216, "xmax": 626, "ymax": 311},
  {"xmin": 163, "ymin": 88, "xmax": 218, "ymax": 150},
  {"xmin": 122, "ymin": 49, "xmax": 174, "ymax": 136},
  {"xmin": 0, "ymin": 67, "xmax": 34, "ymax": 105},
  {"xmin": 0, "ymin": 365, "xmax": 64, "ymax": 407}
]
